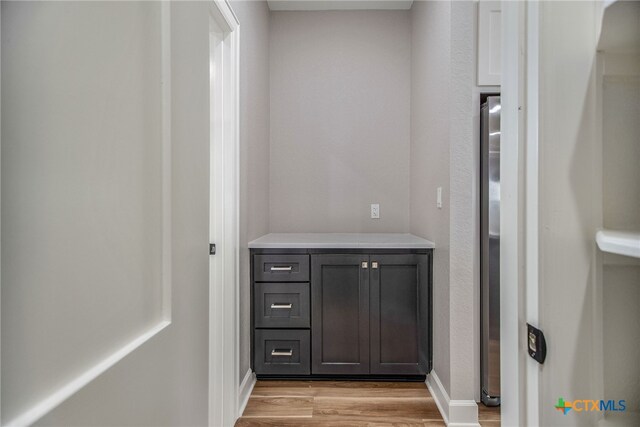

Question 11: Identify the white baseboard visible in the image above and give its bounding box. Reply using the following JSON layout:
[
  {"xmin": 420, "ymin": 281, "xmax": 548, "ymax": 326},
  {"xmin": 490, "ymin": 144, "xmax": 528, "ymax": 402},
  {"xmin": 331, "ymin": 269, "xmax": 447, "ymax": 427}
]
[
  {"xmin": 427, "ymin": 371, "xmax": 451, "ymax": 424},
  {"xmin": 237, "ymin": 369, "xmax": 256, "ymax": 419},
  {"xmin": 449, "ymin": 400, "xmax": 481, "ymax": 427},
  {"xmin": 426, "ymin": 371, "xmax": 480, "ymax": 427}
]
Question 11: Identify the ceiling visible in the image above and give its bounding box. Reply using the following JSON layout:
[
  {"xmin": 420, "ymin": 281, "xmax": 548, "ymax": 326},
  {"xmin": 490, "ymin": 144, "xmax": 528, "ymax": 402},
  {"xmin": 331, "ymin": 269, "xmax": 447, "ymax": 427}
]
[{"xmin": 267, "ymin": 1, "xmax": 414, "ymax": 11}]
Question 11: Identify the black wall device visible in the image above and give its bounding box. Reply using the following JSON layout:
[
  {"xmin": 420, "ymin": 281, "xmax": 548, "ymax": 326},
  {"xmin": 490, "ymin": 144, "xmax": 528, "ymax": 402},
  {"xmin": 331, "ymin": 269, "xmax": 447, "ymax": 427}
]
[{"xmin": 527, "ymin": 323, "xmax": 547, "ymax": 364}]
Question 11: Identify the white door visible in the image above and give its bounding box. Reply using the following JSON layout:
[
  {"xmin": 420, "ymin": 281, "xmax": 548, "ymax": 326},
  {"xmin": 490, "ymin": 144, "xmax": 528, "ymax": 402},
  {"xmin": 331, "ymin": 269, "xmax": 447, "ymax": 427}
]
[
  {"xmin": 501, "ymin": 2, "xmax": 621, "ymax": 426},
  {"xmin": 1, "ymin": 2, "xmax": 237, "ymax": 425}
]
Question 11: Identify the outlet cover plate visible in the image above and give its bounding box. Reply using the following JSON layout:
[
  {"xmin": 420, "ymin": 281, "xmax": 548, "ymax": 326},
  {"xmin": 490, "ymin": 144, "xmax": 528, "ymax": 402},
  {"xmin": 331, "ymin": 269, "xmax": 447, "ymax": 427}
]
[{"xmin": 371, "ymin": 204, "xmax": 380, "ymax": 219}]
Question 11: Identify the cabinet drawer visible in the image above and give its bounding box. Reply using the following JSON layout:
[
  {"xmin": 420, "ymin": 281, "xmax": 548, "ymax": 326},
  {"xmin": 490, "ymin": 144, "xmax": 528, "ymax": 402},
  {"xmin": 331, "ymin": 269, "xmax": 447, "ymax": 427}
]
[
  {"xmin": 254, "ymin": 329, "xmax": 310, "ymax": 375},
  {"xmin": 255, "ymin": 283, "xmax": 310, "ymax": 328},
  {"xmin": 254, "ymin": 254, "xmax": 310, "ymax": 282}
]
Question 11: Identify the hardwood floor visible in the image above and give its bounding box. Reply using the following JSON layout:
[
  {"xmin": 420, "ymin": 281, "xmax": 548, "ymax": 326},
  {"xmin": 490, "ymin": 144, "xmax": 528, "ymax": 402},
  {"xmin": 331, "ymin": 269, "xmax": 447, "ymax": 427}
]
[
  {"xmin": 235, "ymin": 381, "xmax": 501, "ymax": 426},
  {"xmin": 478, "ymin": 404, "xmax": 501, "ymax": 427}
]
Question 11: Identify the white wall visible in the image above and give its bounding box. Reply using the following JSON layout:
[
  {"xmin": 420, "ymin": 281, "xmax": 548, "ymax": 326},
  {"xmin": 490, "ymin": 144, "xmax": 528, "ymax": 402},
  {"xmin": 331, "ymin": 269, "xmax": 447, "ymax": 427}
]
[
  {"xmin": 410, "ymin": 0, "xmax": 452, "ymax": 395},
  {"xmin": 410, "ymin": 1, "xmax": 480, "ymax": 411},
  {"xmin": 447, "ymin": 0, "xmax": 478, "ymax": 403},
  {"xmin": 230, "ymin": 0, "xmax": 271, "ymax": 385},
  {"xmin": 2, "ymin": 2, "xmax": 211, "ymax": 424},
  {"xmin": 538, "ymin": 1, "xmax": 601, "ymax": 425},
  {"xmin": 269, "ymin": 10, "xmax": 411, "ymax": 233}
]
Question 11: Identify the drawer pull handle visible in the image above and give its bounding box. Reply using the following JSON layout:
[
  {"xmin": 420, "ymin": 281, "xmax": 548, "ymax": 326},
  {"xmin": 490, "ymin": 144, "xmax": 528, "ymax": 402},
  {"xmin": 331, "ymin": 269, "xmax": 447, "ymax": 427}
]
[
  {"xmin": 271, "ymin": 349, "xmax": 293, "ymax": 357},
  {"xmin": 270, "ymin": 266, "xmax": 293, "ymax": 271},
  {"xmin": 271, "ymin": 303, "xmax": 293, "ymax": 309}
]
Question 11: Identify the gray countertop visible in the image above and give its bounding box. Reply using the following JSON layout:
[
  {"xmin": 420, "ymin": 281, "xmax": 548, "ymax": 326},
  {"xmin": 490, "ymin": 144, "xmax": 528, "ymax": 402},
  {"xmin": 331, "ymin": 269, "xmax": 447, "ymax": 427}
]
[{"xmin": 248, "ymin": 233, "xmax": 435, "ymax": 249}]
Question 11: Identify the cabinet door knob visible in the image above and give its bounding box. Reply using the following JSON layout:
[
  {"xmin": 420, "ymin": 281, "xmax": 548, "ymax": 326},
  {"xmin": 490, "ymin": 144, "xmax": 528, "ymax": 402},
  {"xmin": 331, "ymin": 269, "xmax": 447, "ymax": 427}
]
[
  {"xmin": 361, "ymin": 261, "xmax": 368, "ymax": 269},
  {"xmin": 371, "ymin": 261, "xmax": 378, "ymax": 269},
  {"xmin": 271, "ymin": 349, "xmax": 293, "ymax": 357},
  {"xmin": 270, "ymin": 266, "xmax": 293, "ymax": 271}
]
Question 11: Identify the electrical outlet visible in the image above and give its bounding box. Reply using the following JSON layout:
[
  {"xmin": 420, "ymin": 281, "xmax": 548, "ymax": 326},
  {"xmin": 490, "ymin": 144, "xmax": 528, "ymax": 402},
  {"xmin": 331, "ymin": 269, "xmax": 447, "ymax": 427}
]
[
  {"xmin": 371, "ymin": 204, "xmax": 380, "ymax": 219},
  {"xmin": 436, "ymin": 187, "xmax": 442, "ymax": 209}
]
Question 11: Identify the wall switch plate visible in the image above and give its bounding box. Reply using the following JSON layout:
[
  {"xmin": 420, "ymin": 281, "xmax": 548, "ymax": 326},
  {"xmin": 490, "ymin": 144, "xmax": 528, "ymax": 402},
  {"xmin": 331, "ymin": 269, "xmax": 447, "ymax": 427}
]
[
  {"xmin": 371, "ymin": 204, "xmax": 380, "ymax": 219},
  {"xmin": 436, "ymin": 187, "xmax": 442, "ymax": 209}
]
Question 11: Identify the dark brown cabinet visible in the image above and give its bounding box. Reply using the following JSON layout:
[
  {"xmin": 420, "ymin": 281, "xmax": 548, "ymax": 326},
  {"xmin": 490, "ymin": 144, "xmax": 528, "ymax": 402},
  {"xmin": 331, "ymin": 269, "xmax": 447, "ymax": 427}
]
[
  {"xmin": 370, "ymin": 254, "xmax": 430, "ymax": 375},
  {"xmin": 254, "ymin": 329, "xmax": 310, "ymax": 375},
  {"xmin": 251, "ymin": 249, "xmax": 432, "ymax": 379},
  {"xmin": 254, "ymin": 282, "xmax": 310, "ymax": 328},
  {"xmin": 311, "ymin": 254, "xmax": 370, "ymax": 374}
]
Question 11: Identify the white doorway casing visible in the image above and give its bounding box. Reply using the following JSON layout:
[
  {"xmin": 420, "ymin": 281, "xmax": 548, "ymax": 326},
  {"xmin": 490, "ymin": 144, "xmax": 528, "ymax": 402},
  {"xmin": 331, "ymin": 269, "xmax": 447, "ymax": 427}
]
[
  {"xmin": 208, "ymin": 1, "xmax": 241, "ymax": 426},
  {"xmin": 524, "ymin": 2, "xmax": 540, "ymax": 426},
  {"xmin": 500, "ymin": 1, "xmax": 529, "ymax": 425}
]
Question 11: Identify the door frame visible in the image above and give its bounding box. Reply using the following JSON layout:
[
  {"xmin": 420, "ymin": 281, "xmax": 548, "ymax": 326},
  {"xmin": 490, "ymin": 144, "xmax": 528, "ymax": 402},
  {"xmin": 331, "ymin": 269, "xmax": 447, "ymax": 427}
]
[
  {"xmin": 500, "ymin": 1, "xmax": 540, "ymax": 425},
  {"xmin": 523, "ymin": 3, "xmax": 541, "ymax": 425},
  {"xmin": 1, "ymin": 4, "xmax": 3, "ymax": 423},
  {"xmin": 207, "ymin": 1, "xmax": 240, "ymax": 426}
]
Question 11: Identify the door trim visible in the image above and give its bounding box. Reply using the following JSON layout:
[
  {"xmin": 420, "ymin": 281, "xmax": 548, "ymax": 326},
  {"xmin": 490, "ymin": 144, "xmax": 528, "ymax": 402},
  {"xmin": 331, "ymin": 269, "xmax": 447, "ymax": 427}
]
[
  {"xmin": 524, "ymin": 2, "xmax": 540, "ymax": 425},
  {"xmin": 500, "ymin": 1, "xmax": 523, "ymax": 424},
  {"xmin": 207, "ymin": 1, "xmax": 240, "ymax": 426},
  {"xmin": 500, "ymin": 1, "xmax": 540, "ymax": 425},
  {"xmin": 3, "ymin": 4, "xmax": 173, "ymax": 425},
  {"xmin": 1, "ymin": 3, "xmax": 3, "ymax": 423}
]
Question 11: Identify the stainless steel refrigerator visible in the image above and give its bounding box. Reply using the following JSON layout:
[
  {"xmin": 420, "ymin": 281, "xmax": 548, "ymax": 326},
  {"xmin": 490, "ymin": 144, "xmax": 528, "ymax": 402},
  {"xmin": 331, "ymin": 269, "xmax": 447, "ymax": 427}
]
[{"xmin": 480, "ymin": 96, "xmax": 501, "ymax": 407}]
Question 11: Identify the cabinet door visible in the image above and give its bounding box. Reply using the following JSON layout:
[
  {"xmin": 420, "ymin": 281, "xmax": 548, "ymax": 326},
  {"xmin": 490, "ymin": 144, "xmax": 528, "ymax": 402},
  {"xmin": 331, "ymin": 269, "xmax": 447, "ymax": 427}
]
[
  {"xmin": 477, "ymin": 1, "xmax": 502, "ymax": 86},
  {"xmin": 370, "ymin": 254, "xmax": 429, "ymax": 374},
  {"xmin": 311, "ymin": 254, "xmax": 370, "ymax": 374}
]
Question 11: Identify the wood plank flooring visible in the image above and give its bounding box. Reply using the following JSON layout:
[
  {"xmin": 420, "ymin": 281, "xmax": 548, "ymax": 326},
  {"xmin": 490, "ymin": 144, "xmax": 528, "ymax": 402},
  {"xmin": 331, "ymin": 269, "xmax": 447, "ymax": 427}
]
[
  {"xmin": 478, "ymin": 404, "xmax": 501, "ymax": 427},
  {"xmin": 236, "ymin": 381, "xmax": 501, "ymax": 426}
]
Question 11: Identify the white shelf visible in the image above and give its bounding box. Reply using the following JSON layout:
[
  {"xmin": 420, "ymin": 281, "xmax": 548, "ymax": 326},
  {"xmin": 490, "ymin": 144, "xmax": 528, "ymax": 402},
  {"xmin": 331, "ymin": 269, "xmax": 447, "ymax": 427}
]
[{"xmin": 596, "ymin": 230, "xmax": 640, "ymax": 258}]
